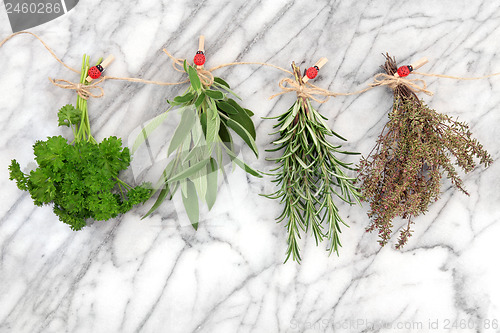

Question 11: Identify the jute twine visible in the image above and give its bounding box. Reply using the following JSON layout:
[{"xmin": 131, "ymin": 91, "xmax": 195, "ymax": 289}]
[
  {"xmin": 0, "ymin": 32, "xmax": 195, "ymax": 100},
  {"xmin": 0, "ymin": 31, "xmax": 294, "ymax": 100},
  {"xmin": 270, "ymin": 68, "xmax": 500, "ymax": 103},
  {"xmin": 268, "ymin": 72, "xmax": 433, "ymax": 103},
  {"xmin": 2, "ymin": 31, "xmax": 500, "ymax": 103}
]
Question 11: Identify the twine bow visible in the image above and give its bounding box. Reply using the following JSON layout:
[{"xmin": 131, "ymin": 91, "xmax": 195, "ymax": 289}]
[
  {"xmin": 269, "ymin": 77, "xmax": 339, "ymax": 103},
  {"xmin": 370, "ymin": 73, "xmax": 433, "ymax": 96},
  {"xmin": 49, "ymin": 77, "xmax": 105, "ymax": 100}
]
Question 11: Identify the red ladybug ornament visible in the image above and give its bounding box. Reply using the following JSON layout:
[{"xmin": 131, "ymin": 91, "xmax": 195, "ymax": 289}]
[
  {"xmin": 306, "ymin": 66, "xmax": 319, "ymax": 79},
  {"xmin": 396, "ymin": 65, "xmax": 413, "ymax": 77},
  {"xmin": 194, "ymin": 51, "xmax": 205, "ymax": 66},
  {"xmin": 88, "ymin": 64, "xmax": 104, "ymax": 79}
]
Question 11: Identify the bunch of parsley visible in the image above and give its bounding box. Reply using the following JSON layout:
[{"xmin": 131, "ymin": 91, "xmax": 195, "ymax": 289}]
[{"xmin": 8, "ymin": 55, "xmax": 151, "ymax": 230}]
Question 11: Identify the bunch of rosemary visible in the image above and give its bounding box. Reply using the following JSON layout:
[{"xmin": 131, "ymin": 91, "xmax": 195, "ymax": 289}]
[
  {"xmin": 265, "ymin": 62, "xmax": 361, "ymax": 263},
  {"xmin": 358, "ymin": 54, "xmax": 493, "ymax": 248},
  {"xmin": 135, "ymin": 60, "xmax": 261, "ymax": 229}
]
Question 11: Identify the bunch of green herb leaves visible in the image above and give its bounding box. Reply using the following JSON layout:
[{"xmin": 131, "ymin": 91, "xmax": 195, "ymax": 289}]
[
  {"xmin": 134, "ymin": 60, "xmax": 261, "ymax": 229},
  {"xmin": 358, "ymin": 54, "xmax": 493, "ymax": 248},
  {"xmin": 264, "ymin": 62, "xmax": 361, "ymax": 263},
  {"xmin": 9, "ymin": 54, "xmax": 151, "ymax": 230}
]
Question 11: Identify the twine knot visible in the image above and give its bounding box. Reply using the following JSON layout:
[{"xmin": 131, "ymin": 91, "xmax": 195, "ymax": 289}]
[
  {"xmin": 49, "ymin": 77, "xmax": 105, "ymax": 100},
  {"xmin": 371, "ymin": 73, "xmax": 433, "ymax": 96},
  {"xmin": 269, "ymin": 77, "xmax": 338, "ymax": 103},
  {"xmin": 196, "ymin": 67, "xmax": 214, "ymax": 86}
]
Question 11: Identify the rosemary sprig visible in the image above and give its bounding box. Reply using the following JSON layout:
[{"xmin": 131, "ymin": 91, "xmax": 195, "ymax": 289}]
[
  {"xmin": 136, "ymin": 61, "xmax": 261, "ymax": 228},
  {"xmin": 358, "ymin": 54, "xmax": 493, "ymax": 248},
  {"xmin": 264, "ymin": 62, "xmax": 361, "ymax": 263}
]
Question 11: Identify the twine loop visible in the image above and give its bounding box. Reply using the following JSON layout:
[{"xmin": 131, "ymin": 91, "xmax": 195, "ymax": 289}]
[
  {"xmin": 371, "ymin": 73, "xmax": 433, "ymax": 96},
  {"xmin": 49, "ymin": 77, "xmax": 105, "ymax": 100}
]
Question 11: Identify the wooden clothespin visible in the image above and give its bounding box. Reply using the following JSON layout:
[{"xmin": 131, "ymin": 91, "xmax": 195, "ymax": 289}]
[
  {"xmin": 302, "ymin": 57, "xmax": 328, "ymax": 83},
  {"xmin": 394, "ymin": 57, "xmax": 428, "ymax": 77},
  {"xmin": 193, "ymin": 35, "xmax": 206, "ymax": 69},
  {"xmin": 86, "ymin": 55, "xmax": 115, "ymax": 82}
]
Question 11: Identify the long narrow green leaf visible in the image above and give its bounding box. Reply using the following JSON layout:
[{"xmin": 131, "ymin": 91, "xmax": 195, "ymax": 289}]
[
  {"xmin": 305, "ymin": 122, "xmax": 319, "ymax": 147},
  {"xmin": 273, "ymin": 132, "xmax": 294, "ymax": 145},
  {"xmin": 331, "ymin": 130, "xmax": 348, "ymax": 141},
  {"xmin": 217, "ymin": 101, "xmax": 238, "ymax": 114},
  {"xmin": 310, "ymin": 103, "xmax": 334, "ymax": 136},
  {"xmin": 206, "ymin": 103, "xmax": 220, "ymax": 149},
  {"xmin": 226, "ymin": 118, "xmax": 259, "ymax": 157},
  {"xmin": 143, "ymin": 187, "xmax": 169, "ymax": 218},
  {"xmin": 225, "ymin": 148, "xmax": 262, "ymax": 177},
  {"xmin": 219, "ymin": 119, "xmax": 233, "ymax": 150},
  {"xmin": 228, "ymin": 107, "xmax": 256, "ymax": 139},
  {"xmin": 181, "ymin": 179, "xmax": 199, "ymax": 230},
  {"xmin": 199, "ymin": 110, "xmax": 207, "ymax": 136},
  {"xmin": 206, "ymin": 158, "xmax": 218, "ymax": 209},
  {"xmin": 154, "ymin": 158, "xmax": 177, "ymax": 189},
  {"xmin": 215, "ymin": 84, "xmax": 241, "ymax": 100},
  {"xmin": 167, "ymin": 107, "xmax": 196, "ymax": 155},
  {"xmin": 295, "ymin": 156, "xmax": 310, "ymax": 169},
  {"xmin": 192, "ymin": 116, "xmax": 207, "ymax": 148},
  {"xmin": 278, "ymin": 102, "xmax": 300, "ymax": 132},
  {"xmin": 227, "ymin": 99, "xmax": 245, "ymax": 114},
  {"xmin": 338, "ymin": 150, "xmax": 361, "ymax": 155},
  {"xmin": 168, "ymin": 159, "xmax": 210, "ymax": 182},
  {"xmin": 182, "ymin": 146, "xmax": 206, "ymax": 165},
  {"xmin": 132, "ymin": 110, "xmax": 170, "ymax": 153},
  {"xmin": 174, "ymin": 92, "xmax": 195, "ymax": 103},
  {"xmin": 193, "ymin": 168, "xmax": 208, "ymax": 205},
  {"xmin": 279, "ymin": 113, "xmax": 295, "ymax": 132},
  {"xmin": 187, "ymin": 65, "xmax": 201, "ymax": 91},
  {"xmin": 182, "ymin": 120, "xmax": 207, "ymax": 164},
  {"xmin": 205, "ymin": 89, "xmax": 224, "ymax": 100},
  {"xmin": 214, "ymin": 77, "xmax": 230, "ymax": 88},
  {"xmin": 195, "ymin": 93, "xmax": 205, "ymax": 108}
]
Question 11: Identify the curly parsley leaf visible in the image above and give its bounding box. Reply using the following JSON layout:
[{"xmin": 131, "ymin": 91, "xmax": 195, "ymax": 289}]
[
  {"xmin": 57, "ymin": 104, "xmax": 82, "ymax": 127},
  {"xmin": 9, "ymin": 135, "xmax": 151, "ymax": 230}
]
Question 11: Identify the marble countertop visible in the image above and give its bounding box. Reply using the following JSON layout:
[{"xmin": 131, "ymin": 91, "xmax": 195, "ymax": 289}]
[{"xmin": 1, "ymin": 0, "xmax": 500, "ymax": 332}]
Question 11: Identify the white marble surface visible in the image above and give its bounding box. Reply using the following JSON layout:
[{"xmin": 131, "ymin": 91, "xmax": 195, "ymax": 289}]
[{"xmin": 1, "ymin": 0, "xmax": 500, "ymax": 332}]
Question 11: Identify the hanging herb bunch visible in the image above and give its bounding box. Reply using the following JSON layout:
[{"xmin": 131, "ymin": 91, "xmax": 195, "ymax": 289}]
[
  {"xmin": 9, "ymin": 54, "xmax": 151, "ymax": 230},
  {"xmin": 264, "ymin": 61, "xmax": 361, "ymax": 263},
  {"xmin": 137, "ymin": 37, "xmax": 261, "ymax": 228},
  {"xmin": 358, "ymin": 54, "xmax": 493, "ymax": 248}
]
